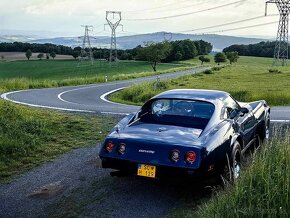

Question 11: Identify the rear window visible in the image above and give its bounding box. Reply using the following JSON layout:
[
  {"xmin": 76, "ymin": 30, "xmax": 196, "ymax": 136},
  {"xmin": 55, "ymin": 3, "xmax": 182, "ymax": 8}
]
[{"xmin": 140, "ymin": 99, "xmax": 215, "ymax": 129}]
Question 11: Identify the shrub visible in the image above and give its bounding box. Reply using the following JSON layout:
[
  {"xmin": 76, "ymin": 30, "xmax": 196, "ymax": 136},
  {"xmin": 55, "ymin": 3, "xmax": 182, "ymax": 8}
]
[
  {"xmin": 203, "ymin": 69, "xmax": 213, "ymax": 74},
  {"xmin": 269, "ymin": 68, "xmax": 282, "ymax": 74}
]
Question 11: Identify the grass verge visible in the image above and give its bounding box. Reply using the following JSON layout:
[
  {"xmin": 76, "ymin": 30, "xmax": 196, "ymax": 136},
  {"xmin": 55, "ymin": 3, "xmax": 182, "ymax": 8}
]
[
  {"xmin": 0, "ymin": 99, "xmax": 118, "ymax": 182},
  {"xmin": 170, "ymin": 128, "xmax": 290, "ymax": 217},
  {"xmin": 110, "ymin": 56, "xmax": 290, "ymax": 106}
]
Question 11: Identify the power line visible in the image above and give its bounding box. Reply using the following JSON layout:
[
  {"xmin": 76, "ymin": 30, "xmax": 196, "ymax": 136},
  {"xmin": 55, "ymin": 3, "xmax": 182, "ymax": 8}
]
[
  {"xmin": 126, "ymin": 0, "xmax": 211, "ymax": 14},
  {"xmin": 178, "ymin": 14, "xmax": 279, "ymax": 33},
  {"xmin": 124, "ymin": 0, "xmax": 193, "ymax": 13},
  {"xmin": 201, "ymin": 21, "xmax": 278, "ymax": 34},
  {"xmin": 123, "ymin": 0, "xmax": 245, "ymax": 21}
]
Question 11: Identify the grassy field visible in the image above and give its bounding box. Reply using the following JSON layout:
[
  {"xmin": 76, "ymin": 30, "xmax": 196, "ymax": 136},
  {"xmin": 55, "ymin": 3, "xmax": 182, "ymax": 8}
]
[
  {"xmin": 170, "ymin": 129, "xmax": 290, "ymax": 217},
  {"xmin": 0, "ymin": 52, "xmax": 73, "ymax": 61},
  {"xmin": 0, "ymin": 99, "xmax": 118, "ymax": 182},
  {"xmin": 110, "ymin": 56, "xmax": 290, "ymax": 106},
  {"xmin": 0, "ymin": 59, "xmax": 189, "ymax": 93}
]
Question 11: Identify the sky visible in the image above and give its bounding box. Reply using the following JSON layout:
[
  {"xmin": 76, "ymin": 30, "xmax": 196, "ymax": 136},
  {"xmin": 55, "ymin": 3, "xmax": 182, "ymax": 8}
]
[{"xmin": 0, "ymin": 0, "xmax": 281, "ymax": 38}]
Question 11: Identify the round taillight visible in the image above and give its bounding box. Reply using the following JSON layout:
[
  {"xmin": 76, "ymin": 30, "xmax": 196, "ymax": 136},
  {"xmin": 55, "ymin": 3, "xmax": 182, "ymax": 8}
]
[
  {"xmin": 170, "ymin": 150, "xmax": 180, "ymax": 162},
  {"xmin": 118, "ymin": 143, "xmax": 126, "ymax": 155},
  {"xmin": 105, "ymin": 142, "xmax": 114, "ymax": 153},
  {"xmin": 185, "ymin": 151, "xmax": 196, "ymax": 164}
]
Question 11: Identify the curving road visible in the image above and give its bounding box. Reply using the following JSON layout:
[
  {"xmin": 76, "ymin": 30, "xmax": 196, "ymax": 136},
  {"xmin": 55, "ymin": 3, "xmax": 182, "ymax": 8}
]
[{"xmin": 1, "ymin": 67, "xmax": 290, "ymax": 122}]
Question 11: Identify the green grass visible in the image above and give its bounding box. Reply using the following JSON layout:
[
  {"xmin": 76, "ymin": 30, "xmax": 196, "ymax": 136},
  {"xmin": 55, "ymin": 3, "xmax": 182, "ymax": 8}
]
[
  {"xmin": 0, "ymin": 59, "xmax": 189, "ymax": 93},
  {"xmin": 170, "ymin": 129, "xmax": 290, "ymax": 218},
  {"xmin": 110, "ymin": 56, "xmax": 290, "ymax": 106},
  {"xmin": 0, "ymin": 99, "xmax": 118, "ymax": 182}
]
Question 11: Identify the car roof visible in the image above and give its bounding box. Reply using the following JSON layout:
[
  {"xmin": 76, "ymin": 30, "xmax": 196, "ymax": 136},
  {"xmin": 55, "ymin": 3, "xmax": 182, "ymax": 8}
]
[{"xmin": 152, "ymin": 89, "xmax": 229, "ymax": 103}]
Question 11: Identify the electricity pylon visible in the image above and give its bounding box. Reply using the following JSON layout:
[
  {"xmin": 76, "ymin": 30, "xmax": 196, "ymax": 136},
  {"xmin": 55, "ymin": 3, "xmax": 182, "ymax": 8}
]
[
  {"xmin": 266, "ymin": 0, "xmax": 290, "ymax": 66},
  {"xmin": 79, "ymin": 25, "xmax": 94, "ymax": 66},
  {"xmin": 163, "ymin": 32, "xmax": 173, "ymax": 41},
  {"xmin": 105, "ymin": 11, "xmax": 123, "ymax": 65}
]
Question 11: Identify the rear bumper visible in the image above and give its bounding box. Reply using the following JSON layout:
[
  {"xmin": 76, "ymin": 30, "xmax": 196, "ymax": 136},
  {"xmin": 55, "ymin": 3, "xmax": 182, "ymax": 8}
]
[{"xmin": 100, "ymin": 157, "xmax": 214, "ymax": 180}]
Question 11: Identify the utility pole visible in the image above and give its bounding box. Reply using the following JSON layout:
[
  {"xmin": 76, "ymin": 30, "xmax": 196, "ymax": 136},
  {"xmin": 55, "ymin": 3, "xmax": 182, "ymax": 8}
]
[
  {"xmin": 105, "ymin": 11, "xmax": 123, "ymax": 65},
  {"xmin": 163, "ymin": 32, "xmax": 173, "ymax": 41},
  {"xmin": 266, "ymin": 0, "xmax": 290, "ymax": 66},
  {"xmin": 79, "ymin": 25, "xmax": 94, "ymax": 66}
]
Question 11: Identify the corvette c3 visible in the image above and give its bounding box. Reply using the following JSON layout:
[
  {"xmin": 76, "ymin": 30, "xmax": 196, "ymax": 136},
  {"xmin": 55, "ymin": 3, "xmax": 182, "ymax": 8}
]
[{"xmin": 99, "ymin": 89, "xmax": 270, "ymax": 181}]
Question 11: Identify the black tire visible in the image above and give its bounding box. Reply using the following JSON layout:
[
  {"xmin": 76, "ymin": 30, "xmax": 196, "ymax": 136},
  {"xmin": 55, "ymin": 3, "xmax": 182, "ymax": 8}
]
[{"xmin": 220, "ymin": 141, "xmax": 243, "ymax": 184}]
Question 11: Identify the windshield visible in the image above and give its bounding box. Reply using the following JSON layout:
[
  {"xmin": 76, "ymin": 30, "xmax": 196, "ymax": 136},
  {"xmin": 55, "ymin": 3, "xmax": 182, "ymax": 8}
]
[{"xmin": 140, "ymin": 99, "xmax": 215, "ymax": 129}]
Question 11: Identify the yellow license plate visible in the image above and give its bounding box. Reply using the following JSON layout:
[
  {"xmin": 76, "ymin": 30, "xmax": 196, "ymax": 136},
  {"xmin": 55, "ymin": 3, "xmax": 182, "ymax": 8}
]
[{"xmin": 137, "ymin": 164, "xmax": 156, "ymax": 178}]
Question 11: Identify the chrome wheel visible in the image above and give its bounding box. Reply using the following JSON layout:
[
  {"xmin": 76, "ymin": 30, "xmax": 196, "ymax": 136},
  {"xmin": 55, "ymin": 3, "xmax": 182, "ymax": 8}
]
[
  {"xmin": 265, "ymin": 124, "xmax": 270, "ymax": 139},
  {"xmin": 233, "ymin": 159, "xmax": 241, "ymax": 179}
]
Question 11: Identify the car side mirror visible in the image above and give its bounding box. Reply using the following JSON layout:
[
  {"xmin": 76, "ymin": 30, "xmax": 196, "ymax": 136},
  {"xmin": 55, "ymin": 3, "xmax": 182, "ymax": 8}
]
[{"xmin": 240, "ymin": 107, "xmax": 249, "ymax": 116}]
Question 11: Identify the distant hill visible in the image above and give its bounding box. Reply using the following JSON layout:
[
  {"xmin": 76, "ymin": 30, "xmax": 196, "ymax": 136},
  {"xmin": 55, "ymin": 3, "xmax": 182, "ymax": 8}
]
[{"xmin": 1, "ymin": 32, "xmax": 269, "ymax": 51}]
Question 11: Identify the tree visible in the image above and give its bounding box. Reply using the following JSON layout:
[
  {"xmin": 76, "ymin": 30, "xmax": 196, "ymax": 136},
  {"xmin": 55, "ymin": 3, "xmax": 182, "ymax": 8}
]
[
  {"xmin": 37, "ymin": 53, "xmax": 44, "ymax": 60},
  {"xmin": 50, "ymin": 51, "xmax": 56, "ymax": 60},
  {"xmin": 225, "ymin": 51, "xmax": 239, "ymax": 64},
  {"xmin": 199, "ymin": 56, "xmax": 211, "ymax": 65},
  {"xmin": 214, "ymin": 52, "xmax": 227, "ymax": 65},
  {"xmin": 25, "ymin": 49, "xmax": 32, "ymax": 60},
  {"xmin": 72, "ymin": 51, "xmax": 79, "ymax": 60},
  {"xmin": 175, "ymin": 51, "xmax": 183, "ymax": 61},
  {"xmin": 137, "ymin": 41, "xmax": 172, "ymax": 71}
]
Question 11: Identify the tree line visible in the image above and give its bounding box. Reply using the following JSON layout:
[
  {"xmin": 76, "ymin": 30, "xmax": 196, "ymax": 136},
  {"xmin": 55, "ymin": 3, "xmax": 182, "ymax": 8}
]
[
  {"xmin": 223, "ymin": 41, "xmax": 276, "ymax": 58},
  {"xmin": 0, "ymin": 39, "xmax": 212, "ymax": 62}
]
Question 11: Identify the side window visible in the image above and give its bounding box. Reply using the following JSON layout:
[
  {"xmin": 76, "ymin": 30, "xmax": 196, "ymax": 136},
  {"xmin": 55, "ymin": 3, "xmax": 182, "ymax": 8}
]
[{"xmin": 223, "ymin": 96, "xmax": 240, "ymax": 119}]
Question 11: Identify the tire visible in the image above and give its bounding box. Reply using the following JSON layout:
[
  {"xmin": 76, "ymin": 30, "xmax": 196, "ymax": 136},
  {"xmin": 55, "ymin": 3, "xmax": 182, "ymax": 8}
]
[{"xmin": 220, "ymin": 141, "xmax": 243, "ymax": 184}]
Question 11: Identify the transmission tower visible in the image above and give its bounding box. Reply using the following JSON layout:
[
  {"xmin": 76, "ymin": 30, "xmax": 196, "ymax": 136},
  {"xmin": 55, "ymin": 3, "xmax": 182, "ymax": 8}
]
[
  {"xmin": 266, "ymin": 0, "xmax": 290, "ymax": 66},
  {"xmin": 163, "ymin": 32, "xmax": 173, "ymax": 41},
  {"xmin": 105, "ymin": 11, "xmax": 123, "ymax": 65},
  {"xmin": 79, "ymin": 25, "xmax": 94, "ymax": 66}
]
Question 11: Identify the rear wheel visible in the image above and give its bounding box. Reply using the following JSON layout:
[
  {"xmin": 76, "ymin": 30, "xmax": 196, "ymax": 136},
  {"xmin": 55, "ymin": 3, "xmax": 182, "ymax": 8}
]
[{"xmin": 220, "ymin": 141, "xmax": 243, "ymax": 184}]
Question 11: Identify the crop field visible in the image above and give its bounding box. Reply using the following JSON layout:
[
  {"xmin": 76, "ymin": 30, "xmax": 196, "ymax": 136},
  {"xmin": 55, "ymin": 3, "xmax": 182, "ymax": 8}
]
[
  {"xmin": 0, "ymin": 59, "xmax": 185, "ymax": 80},
  {"xmin": 110, "ymin": 56, "xmax": 290, "ymax": 106},
  {"xmin": 0, "ymin": 59, "xmax": 188, "ymax": 93},
  {"xmin": 0, "ymin": 52, "xmax": 73, "ymax": 61}
]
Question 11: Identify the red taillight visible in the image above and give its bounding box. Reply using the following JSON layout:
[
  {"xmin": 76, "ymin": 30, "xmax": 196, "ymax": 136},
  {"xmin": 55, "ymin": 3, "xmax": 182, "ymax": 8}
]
[
  {"xmin": 170, "ymin": 150, "xmax": 180, "ymax": 162},
  {"xmin": 118, "ymin": 143, "xmax": 126, "ymax": 155},
  {"xmin": 105, "ymin": 142, "xmax": 114, "ymax": 153},
  {"xmin": 185, "ymin": 151, "xmax": 196, "ymax": 164}
]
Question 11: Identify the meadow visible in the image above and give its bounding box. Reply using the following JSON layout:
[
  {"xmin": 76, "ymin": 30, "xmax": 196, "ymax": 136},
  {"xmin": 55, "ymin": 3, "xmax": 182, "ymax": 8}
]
[
  {"xmin": 110, "ymin": 56, "xmax": 290, "ymax": 106},
  {"xmin": 0, "ymin": 59, "xmax": 189, "ymax": 93}
]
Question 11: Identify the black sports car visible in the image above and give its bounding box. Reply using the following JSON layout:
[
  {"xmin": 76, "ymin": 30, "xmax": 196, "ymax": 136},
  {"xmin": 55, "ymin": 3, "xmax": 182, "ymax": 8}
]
[{"xmin": 99, "ymin": 89, "xmax": 270, "ymax": 181}]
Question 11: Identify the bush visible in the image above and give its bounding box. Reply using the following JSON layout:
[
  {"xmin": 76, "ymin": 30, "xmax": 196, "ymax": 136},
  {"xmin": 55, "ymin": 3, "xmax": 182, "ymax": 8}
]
[
  {"xmin": 269, "ymin": 68, "xmax": 282, "ymax": 74},
  {"xmin": 203, "ymin": 69, "xmax": 213, "ymax": 74}
]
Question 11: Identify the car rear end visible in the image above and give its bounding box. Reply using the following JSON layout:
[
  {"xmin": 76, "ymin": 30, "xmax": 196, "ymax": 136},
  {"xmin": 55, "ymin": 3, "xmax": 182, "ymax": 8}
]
[{"xmin": 100, "ymin": 138, "xmax": 205, "ymax": 179}]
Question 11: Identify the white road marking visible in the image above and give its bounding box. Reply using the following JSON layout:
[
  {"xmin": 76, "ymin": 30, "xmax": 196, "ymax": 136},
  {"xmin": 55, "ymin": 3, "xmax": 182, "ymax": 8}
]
[
  {"xmin": 100, "ymin": 87, "xmax": 130, "ymax": 106},
  {"xmin": 101, "ymin": 112, "xmax": 129, "ymax": 115},
  {"xmin": 271, "ymin": 120, "xmax": 290, "ymax": 123},
  {"xmin": 57, "ymin": 85, "xmax": 99, "ymax": 104},
  {"xmin": 1, "ymin": 91, "xmax": 96, "ymax": 113}
]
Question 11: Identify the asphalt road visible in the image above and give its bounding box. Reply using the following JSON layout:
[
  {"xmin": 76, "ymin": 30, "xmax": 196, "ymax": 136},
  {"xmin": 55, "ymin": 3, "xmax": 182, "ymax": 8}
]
[{"xmin": 1, "ymin": 67, "xmax": 289, "ymax": 121}]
